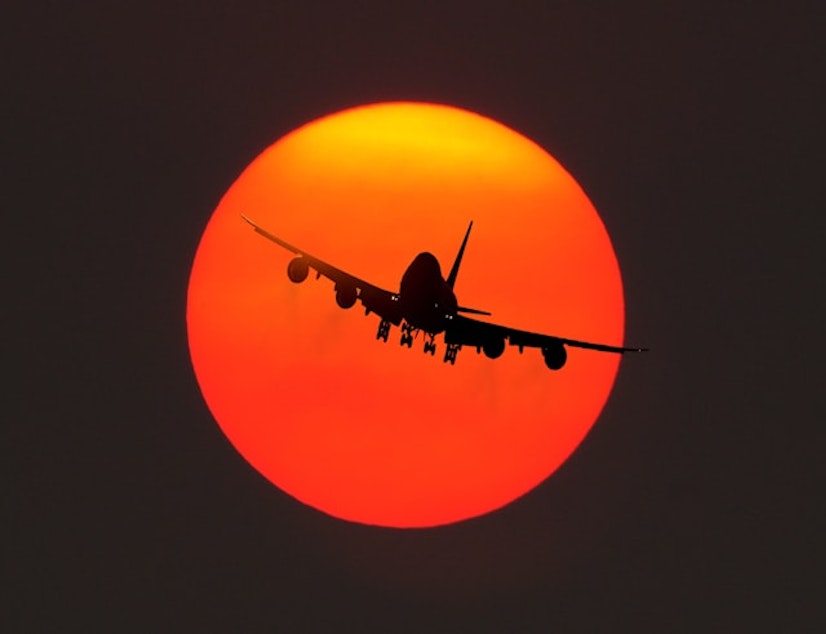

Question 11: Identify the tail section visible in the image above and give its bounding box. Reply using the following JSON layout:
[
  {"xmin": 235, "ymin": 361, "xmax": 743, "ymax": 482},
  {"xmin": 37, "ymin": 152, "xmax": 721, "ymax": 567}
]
[
  {"xmin": 447, "ymin": 221, "xmax": 493, "ymax": 316},
  {"xmin": 446, "ymin": 221, "xmax": 473, "ymax": 289}
]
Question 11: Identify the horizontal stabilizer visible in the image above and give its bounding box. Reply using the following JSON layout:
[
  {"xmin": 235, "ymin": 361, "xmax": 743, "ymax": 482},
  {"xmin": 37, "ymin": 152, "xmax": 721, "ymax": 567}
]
[{"xmin": 457, "ymin": 305, "xmax": 491, "ymax": 316}]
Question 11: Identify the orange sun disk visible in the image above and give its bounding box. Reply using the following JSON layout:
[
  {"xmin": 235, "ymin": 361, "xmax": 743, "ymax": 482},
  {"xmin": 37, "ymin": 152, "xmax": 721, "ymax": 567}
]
[{"xmin": 187, "ymin": 102, "xmax": 625, "ymax": 527}]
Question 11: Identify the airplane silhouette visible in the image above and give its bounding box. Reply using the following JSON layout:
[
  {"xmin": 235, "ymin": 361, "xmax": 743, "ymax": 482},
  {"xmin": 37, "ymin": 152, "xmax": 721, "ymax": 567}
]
[{"xmin": 241, "ymin": 215, "xmax": 647, "ymax": 370}]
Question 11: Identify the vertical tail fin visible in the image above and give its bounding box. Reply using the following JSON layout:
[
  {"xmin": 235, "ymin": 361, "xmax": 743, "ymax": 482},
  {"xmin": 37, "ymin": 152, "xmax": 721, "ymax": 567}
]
[{"xmin": 446, "ymin": 221, "xmax": 473, "ymax": 289}]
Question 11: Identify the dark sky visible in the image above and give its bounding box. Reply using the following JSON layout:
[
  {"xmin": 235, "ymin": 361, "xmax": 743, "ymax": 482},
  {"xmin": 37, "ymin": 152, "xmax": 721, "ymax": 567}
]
[{"xmin": 8, "ymin": 2, "xmax": 822, "ymax": 631}]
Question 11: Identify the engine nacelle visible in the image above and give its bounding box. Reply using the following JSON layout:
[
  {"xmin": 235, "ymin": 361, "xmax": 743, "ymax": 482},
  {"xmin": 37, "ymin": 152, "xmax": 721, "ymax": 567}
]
[
  {"xmin": 287, "ymin": 257, "xmax": 309, "ymax": 283},
  {"xmin": 335, "ymin": 284, "xmax": 358, "ymax": 309},
  {"xmin": 542, "ymin": 342, "xmax": 567, "ymax": 370},
  {"xmin": 482, "ymin": 337, "xmax": 506, "ymax": 359}
]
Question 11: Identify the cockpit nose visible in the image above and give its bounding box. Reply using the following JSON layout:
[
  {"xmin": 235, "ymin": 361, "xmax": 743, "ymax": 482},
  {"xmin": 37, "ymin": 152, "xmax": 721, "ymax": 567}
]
[{"xmin": 410, "ymin": 252, "xmax": 442, "ymax": 277}]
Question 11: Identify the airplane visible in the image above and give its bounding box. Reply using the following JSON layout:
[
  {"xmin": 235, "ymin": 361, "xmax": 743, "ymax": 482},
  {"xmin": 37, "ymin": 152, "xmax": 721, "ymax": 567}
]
[{"xmin": 241, "ymin": 215, "xmax": 648, "ymax": 370}]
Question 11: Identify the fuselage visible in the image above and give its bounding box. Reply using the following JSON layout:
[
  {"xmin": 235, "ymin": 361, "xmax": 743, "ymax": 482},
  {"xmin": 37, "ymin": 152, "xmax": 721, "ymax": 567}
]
[{"xmin": 398, "ymin": 252, "xmax": 458, "ymax": 333}]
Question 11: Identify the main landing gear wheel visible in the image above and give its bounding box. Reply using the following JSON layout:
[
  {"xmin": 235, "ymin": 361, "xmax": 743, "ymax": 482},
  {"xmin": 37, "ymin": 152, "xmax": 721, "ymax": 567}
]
[
  {"xmin": 400, "ymin": 322, "xmax": 415, "ymax": 348},
  {"xmin": 423, "ymin": 334, "xmax": 437, "ymax": 355},
  {"xmin": 443, "ymin": 343, "xmax": 460, "ymax": 365},
  {"xmin": 376, "ymin": 319, "xmax": 391, "ymax": 342}
]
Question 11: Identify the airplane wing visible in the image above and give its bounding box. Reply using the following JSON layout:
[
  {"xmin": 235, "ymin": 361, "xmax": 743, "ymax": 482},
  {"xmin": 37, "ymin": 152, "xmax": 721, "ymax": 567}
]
[
  {"xmin": 242, "ymin": 214, "xmax": 404, "ymax": 325},
  {"xmin": 444, "ymin": 313, "xmax": 647, "ymax": 368}
]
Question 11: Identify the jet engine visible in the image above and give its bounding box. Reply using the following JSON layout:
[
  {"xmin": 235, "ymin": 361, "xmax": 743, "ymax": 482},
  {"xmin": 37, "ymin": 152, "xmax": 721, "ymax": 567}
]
[
  {"xmin": 542, "ymin": 342, "xmax": 567, "ymax": 370},
  {"xmin": 287, "ymin": 257, "xmax": 309, "ymax": 283},
  {"xmin": 482, "ymin": 337, "xmax": 506, "ymax": 359},
  {"xmin": 335, "ymin": 284, "xmax": 358, "ymax": 309}
]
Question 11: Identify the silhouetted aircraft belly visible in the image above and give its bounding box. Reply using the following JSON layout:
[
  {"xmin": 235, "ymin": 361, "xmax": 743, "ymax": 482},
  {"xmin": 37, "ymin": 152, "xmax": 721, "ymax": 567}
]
[{"xmin": 241, "ymin": 215, "xmax": 648, "ymax": 370}]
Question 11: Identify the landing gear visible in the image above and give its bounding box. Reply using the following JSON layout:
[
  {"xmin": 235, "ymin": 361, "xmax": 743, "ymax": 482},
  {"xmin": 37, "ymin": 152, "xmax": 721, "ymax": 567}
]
[
  {"xmin": 400, "ymin": 322, "xmax": 416, "ymax": 348},
  {"xmin": 443, "ymin": 343, "xmax": 461, "ymax": 365},
  {"xmin": 394, "ymin": 323, "xmax": 442, "ymax": 358},
  {"xmin": 376, "ymin": 319, "xmax": 391, "ymax": 342}
]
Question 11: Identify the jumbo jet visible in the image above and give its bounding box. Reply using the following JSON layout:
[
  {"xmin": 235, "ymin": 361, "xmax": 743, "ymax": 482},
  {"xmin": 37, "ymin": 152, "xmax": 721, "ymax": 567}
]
[{"xmin": 241, "ymin": 215, "xmax": 647, "ymax": 370}]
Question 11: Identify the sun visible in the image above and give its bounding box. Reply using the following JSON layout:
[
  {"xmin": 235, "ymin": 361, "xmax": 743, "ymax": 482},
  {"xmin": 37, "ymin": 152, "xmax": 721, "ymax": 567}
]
[{"xmin": 187, "ymin": 102, "xmax": 625, "ymax": 527}]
